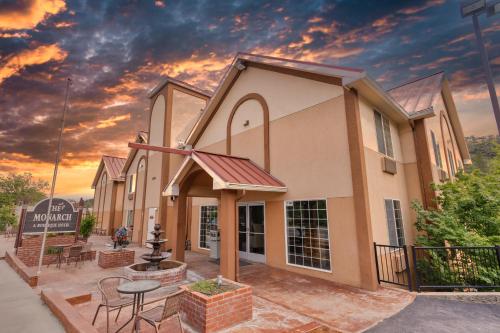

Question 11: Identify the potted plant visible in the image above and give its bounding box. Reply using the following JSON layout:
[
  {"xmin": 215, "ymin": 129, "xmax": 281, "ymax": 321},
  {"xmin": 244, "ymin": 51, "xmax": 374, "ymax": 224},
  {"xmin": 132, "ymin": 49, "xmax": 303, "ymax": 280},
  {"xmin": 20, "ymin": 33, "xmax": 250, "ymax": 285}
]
[
  {"xmin": 114, "ymin": 227, "xmax": 129, "ymax": 250},
  {"xmin": 79, "ymin": 214, "xmax": 96, "ymax": 240}
]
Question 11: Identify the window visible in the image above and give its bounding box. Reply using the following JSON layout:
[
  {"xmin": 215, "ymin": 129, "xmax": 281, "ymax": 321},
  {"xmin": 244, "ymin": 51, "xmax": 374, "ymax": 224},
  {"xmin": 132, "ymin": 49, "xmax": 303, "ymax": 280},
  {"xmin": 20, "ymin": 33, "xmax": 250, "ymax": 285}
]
[
  {"xmin": 448, "ymin": 149, "xmax": 456, "ymax": 177},
  {"xmin": 128, "ymin": 174, "xmax": 136, "ymax": 193},
  {"xmin": 384, "ymin": 199, "xmax": 405, "ymax": 246},
  {"xmin": 374, "ymin": 110, "xmax": 394, "ymax": 158},
  {"xmin": 285, "ymin": 200, "xmax": 331, "ymax": 271},
  {"xmin": 199, "ymin": 205, "xmax": 217, "ymax": 249},
  {"xmin": 126, "ymin": 210, "xmax": 133, "ymax": 228},
  {"xmin": 431, "ymin": 131, "xmax": 443, "ymax": 168}
]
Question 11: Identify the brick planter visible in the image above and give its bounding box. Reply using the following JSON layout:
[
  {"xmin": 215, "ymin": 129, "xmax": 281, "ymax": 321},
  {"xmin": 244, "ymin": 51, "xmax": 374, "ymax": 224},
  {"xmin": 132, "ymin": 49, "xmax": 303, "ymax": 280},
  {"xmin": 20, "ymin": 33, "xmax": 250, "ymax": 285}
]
[
  {"xmin": 16, "ymin": 234, "xmax": 75, "ymax": 267},
  {"xmin": 180, "ymin": 279, "xmax": 252, "ymax": 332},
  {"xmin": 98, "ymin": 249, "xmax": 135, "ymax": 268}
]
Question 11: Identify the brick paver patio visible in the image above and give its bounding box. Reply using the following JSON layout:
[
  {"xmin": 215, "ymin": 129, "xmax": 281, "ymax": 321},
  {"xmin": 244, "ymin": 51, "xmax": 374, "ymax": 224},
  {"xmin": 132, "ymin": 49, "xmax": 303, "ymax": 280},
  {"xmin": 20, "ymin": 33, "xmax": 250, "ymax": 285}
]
[{"xmin": 1, "ymin": 236, "xmax": 414, "ymax": 332}]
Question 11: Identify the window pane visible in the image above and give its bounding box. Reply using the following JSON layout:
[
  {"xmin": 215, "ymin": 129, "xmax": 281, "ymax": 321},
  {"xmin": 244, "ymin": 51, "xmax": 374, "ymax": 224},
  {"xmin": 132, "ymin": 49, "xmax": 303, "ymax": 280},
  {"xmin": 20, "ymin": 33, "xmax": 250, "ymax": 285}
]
[
  {"xmin": 385, "ymin": 199, "xmax": 398, "ymax": 246},
  {"xmin": 382, "ymin": 116, "xmax": 393, "ymax": 158},
  {"xmin": 374, "ymin": 111, "xmax": 386, "ymax": 155},
  {"xmin": 286, "ymin": 200, "xmax": 331, "ymax": 270},
  {"xmin": 200, "ymin": 205, "xmax": 217, "ymax": 249},
  {"xmin": 393, "ymin": 200, "xmax": 405, "ymax": 246},
  {"xmin": 431, "ymin": 131, "xmax": 442, "ymax": 168},
  {"xmin": 448, "ymin": 149, "xmax": 456, "ymax": 176}
]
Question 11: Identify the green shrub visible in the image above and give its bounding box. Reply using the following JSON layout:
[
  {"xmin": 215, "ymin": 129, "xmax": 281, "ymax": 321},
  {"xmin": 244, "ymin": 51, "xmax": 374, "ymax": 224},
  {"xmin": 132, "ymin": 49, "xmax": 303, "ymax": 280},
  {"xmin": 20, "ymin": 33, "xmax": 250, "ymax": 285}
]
[
  {"xmin": 189, "ymin": 279, "xmax": 236, "ymax": 296},
  {"xmin": 80, "ymin": 214, "xmax": 96, "ymax": 239}
]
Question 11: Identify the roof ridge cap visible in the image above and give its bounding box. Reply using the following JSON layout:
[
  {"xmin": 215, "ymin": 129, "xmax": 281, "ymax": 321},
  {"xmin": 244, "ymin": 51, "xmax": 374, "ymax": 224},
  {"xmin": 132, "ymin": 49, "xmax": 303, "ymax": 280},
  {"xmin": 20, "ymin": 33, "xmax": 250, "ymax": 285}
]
[{"xmin": 387, "ymin": 71, "xmax": 444, "ymax": 91}]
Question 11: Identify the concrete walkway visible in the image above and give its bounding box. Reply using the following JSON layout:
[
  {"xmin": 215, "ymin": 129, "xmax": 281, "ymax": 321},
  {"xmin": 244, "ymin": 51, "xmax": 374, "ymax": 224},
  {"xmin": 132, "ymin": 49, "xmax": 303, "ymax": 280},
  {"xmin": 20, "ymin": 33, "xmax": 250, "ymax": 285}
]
[
  {"xmin": 367, "ymin": 296, "xmax": 500, "ymax": 333},
  {"xmin": 0, "ymin": 260, "xmax": 64, "ymax": 333}
]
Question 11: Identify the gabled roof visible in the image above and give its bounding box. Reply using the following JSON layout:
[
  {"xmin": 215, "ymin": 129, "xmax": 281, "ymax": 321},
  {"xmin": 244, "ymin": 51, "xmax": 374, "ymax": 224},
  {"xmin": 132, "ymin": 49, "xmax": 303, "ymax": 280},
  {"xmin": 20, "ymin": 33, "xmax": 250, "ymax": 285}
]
[
  {"xmin": 91, "ymin": 155, "xmax": 126, "ymax": 189},
  {"xmin": 121, "ymin": 131, "xmax": 149, "ymax": 176},
  {"xmin": 163, "ymin": 150, "xmax": 287, "ymax": 195},
  {"xmin": 148, "ymin": 75, "xmax": 213, "ymax": 99},
  {"xmin": 387, "ymin": 72, "xmax": 444, "ymax": 118}
]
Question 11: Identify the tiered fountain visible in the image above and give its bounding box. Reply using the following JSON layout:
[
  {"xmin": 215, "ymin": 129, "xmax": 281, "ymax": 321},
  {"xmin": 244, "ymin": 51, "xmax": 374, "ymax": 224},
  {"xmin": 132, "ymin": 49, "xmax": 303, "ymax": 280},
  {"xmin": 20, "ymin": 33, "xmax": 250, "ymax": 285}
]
[{"xmin": 124, "ymin": 223, "xmax": 187, "ymax": 285}]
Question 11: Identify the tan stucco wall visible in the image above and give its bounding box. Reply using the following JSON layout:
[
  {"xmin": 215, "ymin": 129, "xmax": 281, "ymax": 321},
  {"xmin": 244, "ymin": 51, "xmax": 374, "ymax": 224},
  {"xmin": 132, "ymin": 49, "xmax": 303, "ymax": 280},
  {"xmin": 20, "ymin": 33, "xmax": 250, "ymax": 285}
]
[
  {"xmin": 113, "ymin": 182, "xmax": 125, "ymax": 233},
  {"xmin": 425, "ymin": 93, "xmax": 464, "ymax": 183},
  {"xmin": 144, "ymin": 95, "xmax": 165, "ymax": 237},
  {"xmin": 122, "ymin": 152, "xmax": 147, "ymax": 243},
  {"xmin": 359, "ymin": 96, "xmax": 420, "ymax": 246},
  {"xmin": 197, "ymin": 94, "xmax": 353, "ymax": 200},
  {"xmin": 196, "ymin": 66, "xmax": 343, "ymax": 149},
  {"xmin": 171, "ymin": 89, "xmax": 206, "ymax": 147},
  {"xmin": 262, "ymin": 198, "xmax": 362, "ymax": 286}
]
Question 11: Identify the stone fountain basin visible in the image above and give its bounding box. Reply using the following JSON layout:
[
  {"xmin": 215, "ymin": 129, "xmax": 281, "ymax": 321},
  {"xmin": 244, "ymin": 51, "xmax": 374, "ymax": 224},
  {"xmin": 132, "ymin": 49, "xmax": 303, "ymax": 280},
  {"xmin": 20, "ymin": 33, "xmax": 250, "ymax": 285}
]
[{"xmin": 124, "ymin": 260, "xmax": 187, "ymax": 286}]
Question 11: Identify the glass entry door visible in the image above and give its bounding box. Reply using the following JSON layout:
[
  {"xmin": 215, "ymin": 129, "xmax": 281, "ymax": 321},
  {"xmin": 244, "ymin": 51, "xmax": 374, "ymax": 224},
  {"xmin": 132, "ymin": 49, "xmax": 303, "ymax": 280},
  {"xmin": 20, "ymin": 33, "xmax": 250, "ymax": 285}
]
[{"xmin": 238, "ymin": 203, "xmax": 266, "ymax": 263}]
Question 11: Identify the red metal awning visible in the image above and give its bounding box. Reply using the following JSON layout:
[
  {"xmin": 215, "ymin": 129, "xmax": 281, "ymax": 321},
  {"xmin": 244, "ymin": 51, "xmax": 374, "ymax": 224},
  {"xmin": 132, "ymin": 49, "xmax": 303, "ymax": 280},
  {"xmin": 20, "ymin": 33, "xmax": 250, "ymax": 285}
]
[
  {"xmin": 192, "ymin": 151, "xmax": 285, "ymax": 189},
  {"xmin": 127, "ymin": 142, "xmax": 287, "ymax": 194}
]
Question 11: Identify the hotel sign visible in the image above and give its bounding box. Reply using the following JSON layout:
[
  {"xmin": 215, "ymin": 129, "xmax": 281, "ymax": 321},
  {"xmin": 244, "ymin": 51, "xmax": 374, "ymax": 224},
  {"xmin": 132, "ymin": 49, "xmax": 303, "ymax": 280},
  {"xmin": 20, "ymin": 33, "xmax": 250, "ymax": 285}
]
[{"xmin": 23, "ymin": 198, "xmax": 78, "ymax": 234}]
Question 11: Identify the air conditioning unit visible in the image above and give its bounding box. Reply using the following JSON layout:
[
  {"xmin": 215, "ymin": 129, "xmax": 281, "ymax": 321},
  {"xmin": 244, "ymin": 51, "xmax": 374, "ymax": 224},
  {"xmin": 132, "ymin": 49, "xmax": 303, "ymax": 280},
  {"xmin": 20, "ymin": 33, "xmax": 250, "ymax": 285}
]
[
  {"xmin": 382, "ymin": 156, "xmax": 397, "ymax": 175},
  {"xmin": 438, "ymin": 168, "xmax": 448, "ymax": 182}
]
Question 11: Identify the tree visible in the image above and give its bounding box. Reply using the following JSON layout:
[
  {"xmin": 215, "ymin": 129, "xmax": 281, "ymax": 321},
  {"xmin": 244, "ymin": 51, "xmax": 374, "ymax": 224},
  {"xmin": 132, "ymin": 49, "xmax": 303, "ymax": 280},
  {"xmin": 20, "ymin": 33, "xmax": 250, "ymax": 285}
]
[
  {"xmin": 79, "ymin": 214, "xmax": 96, "ymax": 239},
  {"xmin": 412, "ymin": 145, "xmax": 500, "ymax": 288},
  {"xmin": 412, "ymin": 143, "xmax": 500, "ymax": 246},
  {"xmin": 0, "ymin": 204, "xmax": 16, "ymax": 232},
  {"xmin": 465, "ymin": 135, "xmax": 499, "ymax": 173},
  {"xmin": 0, "ymin": 173, "xmax": 48, "ymax": 207}
]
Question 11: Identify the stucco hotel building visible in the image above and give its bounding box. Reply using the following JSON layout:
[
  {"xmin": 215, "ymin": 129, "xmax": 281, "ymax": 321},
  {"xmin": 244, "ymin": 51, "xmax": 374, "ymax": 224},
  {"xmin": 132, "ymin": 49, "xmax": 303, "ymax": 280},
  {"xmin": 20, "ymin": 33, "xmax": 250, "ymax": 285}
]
[{"xmin": 92, "ymin": 53, "xmax": 469, "ymax": 290}]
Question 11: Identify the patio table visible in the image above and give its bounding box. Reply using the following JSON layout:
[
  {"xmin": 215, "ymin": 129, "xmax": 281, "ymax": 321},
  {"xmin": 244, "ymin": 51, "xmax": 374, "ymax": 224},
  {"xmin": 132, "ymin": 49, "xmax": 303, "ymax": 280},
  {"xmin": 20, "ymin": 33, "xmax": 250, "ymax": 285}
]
[
  {"xmin": 116, "ymin": 280, "xmax": 161, "ymax": 332},
  {"xmin": 49, "ymin": 244, "xmax": 72, "ymax": 268}
]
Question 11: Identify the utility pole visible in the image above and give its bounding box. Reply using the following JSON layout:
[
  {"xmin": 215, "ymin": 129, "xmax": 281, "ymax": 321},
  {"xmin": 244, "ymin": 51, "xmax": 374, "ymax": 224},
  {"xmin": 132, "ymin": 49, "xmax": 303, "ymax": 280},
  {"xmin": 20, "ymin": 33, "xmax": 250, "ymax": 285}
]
[
  {"xmin": 461, "ymin": 0, "xmax": 500, "ymax": 134},
  {"xmin": 37, "ymin": 78, "xmax": 72, "ymax": 275}
]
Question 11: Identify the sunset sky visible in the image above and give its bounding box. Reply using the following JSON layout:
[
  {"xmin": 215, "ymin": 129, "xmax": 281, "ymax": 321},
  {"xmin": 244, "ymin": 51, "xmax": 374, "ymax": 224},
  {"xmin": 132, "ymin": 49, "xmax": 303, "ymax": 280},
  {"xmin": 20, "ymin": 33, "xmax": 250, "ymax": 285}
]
[{"xmin": 0, "ymin": 0, "xmax": 499, "ymax": 199}]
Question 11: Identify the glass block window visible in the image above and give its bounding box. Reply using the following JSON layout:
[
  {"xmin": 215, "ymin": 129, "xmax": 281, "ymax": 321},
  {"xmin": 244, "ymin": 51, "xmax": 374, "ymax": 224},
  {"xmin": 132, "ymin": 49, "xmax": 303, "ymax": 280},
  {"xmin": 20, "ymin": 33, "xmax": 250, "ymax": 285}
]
[
  {"xmin": 286, "ymin": 200, "xmax": 331, "ymax": 271},
  {"xmin": 374, "ymin": 110, "xmax": 394, "ymax": 158},
  {"xmin": 199, "ymin": 205, "xmax": 217, "ymax": 249},
  {"xmin": 385, "ymin": 199, "xmax": 405, "ymax": 246}
]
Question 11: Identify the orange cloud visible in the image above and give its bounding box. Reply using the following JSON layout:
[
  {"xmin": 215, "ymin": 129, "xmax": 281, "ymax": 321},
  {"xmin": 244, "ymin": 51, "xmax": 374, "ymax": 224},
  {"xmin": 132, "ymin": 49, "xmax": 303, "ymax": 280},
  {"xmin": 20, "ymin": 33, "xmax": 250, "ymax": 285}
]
[
  {"xmin": 0, "ymin": 32, "xmax": 31, "ymax": 38},
  {"xmin": 54, "ymin": 21, "xmax": 75, "ymax": 28},
  {"xmin": 397, "ymin": 0, "xmax": 445, "ymax": 15},
  {"xmin": 0, "ymin": 0, "xmax": 67, "ymax": 31},
  {"xmin": 0, "ymin": 44, "xmax": 67, "ymax": 84},
  {"xmin": 96, "ymin": 114, "xmax": 131, "ymax": 129}
]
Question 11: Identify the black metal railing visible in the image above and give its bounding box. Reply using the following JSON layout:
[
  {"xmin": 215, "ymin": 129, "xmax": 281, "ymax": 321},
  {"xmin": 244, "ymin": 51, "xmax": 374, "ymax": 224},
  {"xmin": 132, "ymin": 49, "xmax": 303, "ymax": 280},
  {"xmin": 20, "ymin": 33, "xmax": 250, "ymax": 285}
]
[
  {"xmin": 412, "ymin": 245, "xmax": 500, "ymax": 291},
  {"xmin": 374, "ymin": 243, "xmax": 412, "ymax": 291}
]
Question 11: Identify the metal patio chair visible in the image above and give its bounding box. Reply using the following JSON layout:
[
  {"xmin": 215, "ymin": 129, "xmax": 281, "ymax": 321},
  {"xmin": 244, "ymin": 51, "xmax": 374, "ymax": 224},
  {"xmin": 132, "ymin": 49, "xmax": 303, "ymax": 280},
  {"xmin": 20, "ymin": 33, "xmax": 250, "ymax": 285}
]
[
  {"xmin": 62, "ymin": 245, "xmax": 83, "ymax": 266},
  {"xmin": 93, "ymin": 276, "xmax": 134, "ymax": 333},
  {"xmin": 133, "ymin": 289, "xmax": 185, "ymax": 333}
]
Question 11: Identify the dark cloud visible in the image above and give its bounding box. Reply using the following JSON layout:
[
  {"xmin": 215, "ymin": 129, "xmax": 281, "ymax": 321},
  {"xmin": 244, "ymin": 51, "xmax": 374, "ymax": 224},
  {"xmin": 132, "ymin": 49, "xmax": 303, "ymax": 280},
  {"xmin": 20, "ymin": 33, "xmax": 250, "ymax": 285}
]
[{"xmin": 0, "ymin": 0, "xmax": 498, "ymax": 195}]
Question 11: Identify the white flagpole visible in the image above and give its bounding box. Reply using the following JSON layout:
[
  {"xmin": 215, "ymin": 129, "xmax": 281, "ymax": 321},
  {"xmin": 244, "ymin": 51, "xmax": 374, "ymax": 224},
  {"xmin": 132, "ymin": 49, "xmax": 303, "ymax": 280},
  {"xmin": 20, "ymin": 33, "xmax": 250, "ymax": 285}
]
[{"xmin": 37, "ymin": 78, "xmax": 72, "ymax": 275}]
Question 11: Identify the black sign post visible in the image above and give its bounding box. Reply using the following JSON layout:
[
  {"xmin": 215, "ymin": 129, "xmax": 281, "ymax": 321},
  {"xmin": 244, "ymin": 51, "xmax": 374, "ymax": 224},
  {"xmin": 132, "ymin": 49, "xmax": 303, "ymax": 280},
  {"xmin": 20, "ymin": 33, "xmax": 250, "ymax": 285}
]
[{"xmin": 23, "ymin": 198, "xmax": 78, "ymax": 234}]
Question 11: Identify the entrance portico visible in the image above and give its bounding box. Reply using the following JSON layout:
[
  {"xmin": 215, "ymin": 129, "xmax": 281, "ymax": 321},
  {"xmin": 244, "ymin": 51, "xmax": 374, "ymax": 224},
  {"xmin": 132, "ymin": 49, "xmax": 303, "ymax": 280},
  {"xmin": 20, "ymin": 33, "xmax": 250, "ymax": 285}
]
[{"xmin": 157, "ymin": 147, "xmax": 286, "ymax": 280}]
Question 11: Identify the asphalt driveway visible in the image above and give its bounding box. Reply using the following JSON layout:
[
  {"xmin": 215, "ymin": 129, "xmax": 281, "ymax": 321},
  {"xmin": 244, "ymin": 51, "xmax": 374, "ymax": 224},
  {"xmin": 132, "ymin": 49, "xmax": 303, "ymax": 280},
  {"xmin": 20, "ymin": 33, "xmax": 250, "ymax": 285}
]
[{"xmin": 367, "ymin": 296, "xmax": 500, "ymax": 333}]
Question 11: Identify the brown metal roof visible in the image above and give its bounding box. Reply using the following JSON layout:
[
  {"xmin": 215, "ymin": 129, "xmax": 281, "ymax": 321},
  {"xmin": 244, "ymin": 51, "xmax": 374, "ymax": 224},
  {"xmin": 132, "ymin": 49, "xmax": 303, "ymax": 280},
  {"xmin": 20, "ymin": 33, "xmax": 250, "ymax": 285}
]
[
  {"xmin": 102, "ymin": 155, "xmax": 126, "ymax": 181},
  {"xmin": 193, "ymin": 151, "xmax": 285, "ymax": 188},
  {"xmin": 387, "ymin": 72, "xmax": 444, "ymax": 116}
]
